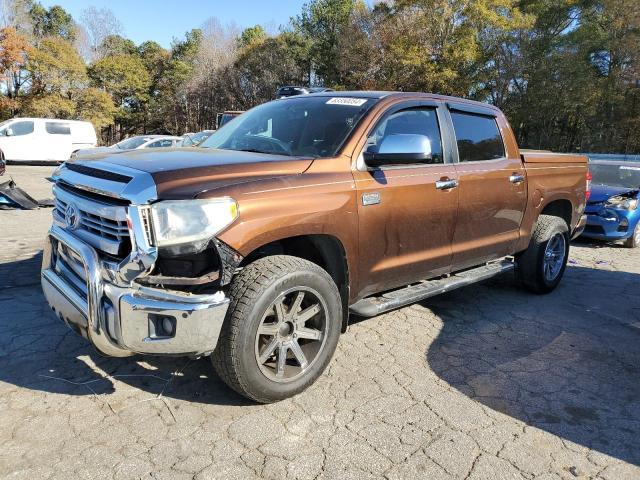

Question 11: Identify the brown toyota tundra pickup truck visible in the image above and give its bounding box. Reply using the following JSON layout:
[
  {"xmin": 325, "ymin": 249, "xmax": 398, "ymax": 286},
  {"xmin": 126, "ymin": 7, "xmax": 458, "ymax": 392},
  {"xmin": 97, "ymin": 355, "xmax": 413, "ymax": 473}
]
[{"xmin": 42, "ymin": 92, "xmax": 589, "ymax": 402}]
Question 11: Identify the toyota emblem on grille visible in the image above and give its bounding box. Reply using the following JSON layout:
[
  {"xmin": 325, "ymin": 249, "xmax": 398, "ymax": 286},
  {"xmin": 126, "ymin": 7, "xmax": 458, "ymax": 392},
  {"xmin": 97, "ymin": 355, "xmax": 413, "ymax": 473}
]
[{"xmin": 64, "ymin": 203, "xmax": 81, "ymax": 230}]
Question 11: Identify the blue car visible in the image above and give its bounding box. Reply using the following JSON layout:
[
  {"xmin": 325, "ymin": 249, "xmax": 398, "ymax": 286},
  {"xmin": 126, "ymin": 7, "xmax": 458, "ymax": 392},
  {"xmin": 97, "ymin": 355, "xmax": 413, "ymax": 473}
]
[{"xmin": 581, "ymin": 160, "xmax": 640, "ymax": 247}]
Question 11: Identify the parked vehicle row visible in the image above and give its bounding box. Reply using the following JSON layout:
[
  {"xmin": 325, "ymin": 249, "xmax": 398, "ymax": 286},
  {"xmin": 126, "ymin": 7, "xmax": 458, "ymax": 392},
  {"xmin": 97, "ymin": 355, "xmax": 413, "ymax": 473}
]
[
  {"xmin": 71, "ymin": 135, "xmax": 183, "ymax": 158},
  {"xmin": 42, "ymin": 91, "xmax": 588, "ymax": 403}
]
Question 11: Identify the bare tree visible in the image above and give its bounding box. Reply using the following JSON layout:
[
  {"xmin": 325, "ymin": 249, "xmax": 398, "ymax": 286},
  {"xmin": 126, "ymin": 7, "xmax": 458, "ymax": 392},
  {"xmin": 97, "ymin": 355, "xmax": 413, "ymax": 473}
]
[
  {"xmin": 187, "ymin": 17, "xmax": 240, "ymax": 99},
  {"xmin": 79, "ymin": 6, "xmax": 123, "ymax": 61},
  {"xmin": 0, "ymin": 0, "xmax": 32, "ymax": 34}
]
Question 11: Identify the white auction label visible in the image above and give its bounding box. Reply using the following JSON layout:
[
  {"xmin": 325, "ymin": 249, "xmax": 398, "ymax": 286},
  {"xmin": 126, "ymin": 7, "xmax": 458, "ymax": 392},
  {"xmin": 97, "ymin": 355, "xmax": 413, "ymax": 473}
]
[{"xmin": 326, "ymin": 97, "xmax": 368, "ymax": 106}]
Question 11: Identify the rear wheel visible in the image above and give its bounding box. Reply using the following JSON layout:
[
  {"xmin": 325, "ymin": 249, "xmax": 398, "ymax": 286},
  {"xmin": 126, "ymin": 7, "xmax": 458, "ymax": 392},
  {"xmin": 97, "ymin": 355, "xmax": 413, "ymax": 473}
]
[
  {"xmin": 516, "ymin": 215, "xmax": 570, "ymax": 294},
  {"xmin": 212, "ymin": 255, "xmax": 342, "ymax": 403},
  {"xmin": 624, "ymin": 223, "xmax": 640, "ymax": 248}
]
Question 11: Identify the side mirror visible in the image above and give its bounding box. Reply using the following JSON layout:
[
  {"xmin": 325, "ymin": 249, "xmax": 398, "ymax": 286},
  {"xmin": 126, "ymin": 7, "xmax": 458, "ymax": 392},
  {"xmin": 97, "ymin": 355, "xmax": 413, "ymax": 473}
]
[
  {"xmin": 363, "ymin": 134, "xmax": 432, "ymax": 168},
  {"xmin": 5, "ymin": 128, "xmax": 14, "ymax": 137}
]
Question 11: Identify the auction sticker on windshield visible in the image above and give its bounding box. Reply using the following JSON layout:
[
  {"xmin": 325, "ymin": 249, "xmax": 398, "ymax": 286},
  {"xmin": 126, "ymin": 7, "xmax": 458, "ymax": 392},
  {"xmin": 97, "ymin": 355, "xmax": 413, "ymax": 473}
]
[{"xmin": 326, "ymin": 97, "xmax": 368, "ymax": 107}]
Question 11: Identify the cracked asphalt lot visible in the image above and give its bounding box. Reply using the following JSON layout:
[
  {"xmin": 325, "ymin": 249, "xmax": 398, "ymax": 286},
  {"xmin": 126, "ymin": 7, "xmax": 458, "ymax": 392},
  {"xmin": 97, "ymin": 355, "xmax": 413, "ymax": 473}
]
[{"xmin": 1, "ymin": 166, "xmax": 640, "ymax": 479}]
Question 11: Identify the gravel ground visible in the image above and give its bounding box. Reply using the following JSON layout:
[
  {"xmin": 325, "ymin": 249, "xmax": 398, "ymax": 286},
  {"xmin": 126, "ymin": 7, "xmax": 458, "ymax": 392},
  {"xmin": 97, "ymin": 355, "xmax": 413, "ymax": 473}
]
[{"xmin": 1, "ymin": 165, "xmax": 639, "ymax": 480}]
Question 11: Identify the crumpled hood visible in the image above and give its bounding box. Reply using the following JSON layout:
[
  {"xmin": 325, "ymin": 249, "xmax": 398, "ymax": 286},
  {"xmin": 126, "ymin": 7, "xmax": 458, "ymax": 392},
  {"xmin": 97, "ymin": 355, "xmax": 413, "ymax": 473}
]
[
  {"xmin": 73, "ymin": 147, "xmax": 315, "ymax": 199},
  {"xmin": 589, "ymin": 184, "xmax": 638, "ymax": 204}
]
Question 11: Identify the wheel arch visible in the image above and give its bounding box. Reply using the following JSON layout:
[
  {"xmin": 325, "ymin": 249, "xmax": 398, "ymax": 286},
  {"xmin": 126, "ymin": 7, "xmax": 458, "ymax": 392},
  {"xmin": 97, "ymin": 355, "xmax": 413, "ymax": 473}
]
[
  {"xmin": 241, "ymin": 234, "xmax": 351, "ymax": 332},
  {"xmin": 540, "ymin": 199, "xmax": 573, "ymax": 229}
]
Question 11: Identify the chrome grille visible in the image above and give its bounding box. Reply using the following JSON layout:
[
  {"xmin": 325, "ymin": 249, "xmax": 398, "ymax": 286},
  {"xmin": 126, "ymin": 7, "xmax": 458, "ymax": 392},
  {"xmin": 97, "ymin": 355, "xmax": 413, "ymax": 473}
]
[{"xmin": 53, "ymin": 184, "xmax": 131, "ymax": 257}]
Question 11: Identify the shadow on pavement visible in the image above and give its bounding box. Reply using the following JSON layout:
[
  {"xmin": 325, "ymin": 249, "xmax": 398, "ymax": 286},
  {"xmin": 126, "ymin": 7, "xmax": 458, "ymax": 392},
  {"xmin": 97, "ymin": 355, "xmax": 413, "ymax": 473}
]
[
  {"xmin": 2, "ymin": 256, "xmax": 640, "ymax": 463},
  {"xmin": 0, "ymin": 258, "xmax": 251, "ymax": 407},
  {"xmin": 425, "ymin": 265, "xmax": 640, "ymax": 466}
]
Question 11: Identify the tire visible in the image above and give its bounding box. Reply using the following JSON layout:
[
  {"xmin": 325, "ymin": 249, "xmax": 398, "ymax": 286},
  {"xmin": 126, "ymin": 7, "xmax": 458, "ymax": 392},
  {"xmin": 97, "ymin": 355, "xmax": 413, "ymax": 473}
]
[
  {"xmin": 516, "ymin": 215, "xmax": 570, "ymax": 294},
  {"xmin": 211, "ymin": 255, "xmax": 342, "ymax": 403},
  {"xmin": 624, "ymin": 223, "xmax": 640, "ymax": 248}
]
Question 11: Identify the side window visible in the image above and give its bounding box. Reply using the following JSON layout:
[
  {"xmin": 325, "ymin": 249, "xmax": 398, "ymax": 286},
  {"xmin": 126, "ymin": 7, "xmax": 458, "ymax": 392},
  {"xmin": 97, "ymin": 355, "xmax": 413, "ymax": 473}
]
[
  {"xmin": 365, "ymin": 108, "xmax": 443, "ymax": 164},
  {"xmin": 8, "ymin": 121, "xmax": 34, "ymax": 136},
  {"xmin": 146, "ymin": 139, "xmax": 174, "ymax": 148},
  {"xmin": 45, "ymin": 122, "xmax": 71, "ymax": 135},
  {"xmin": 450, "ymin": 111, "xmax": 505, "ymax": 162}
]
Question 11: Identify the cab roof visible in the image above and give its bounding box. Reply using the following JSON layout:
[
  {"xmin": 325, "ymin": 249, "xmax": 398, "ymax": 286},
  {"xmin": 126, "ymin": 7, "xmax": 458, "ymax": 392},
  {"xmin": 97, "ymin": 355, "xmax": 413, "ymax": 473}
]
[{"xmin": 298, "ymin": 90, "xmax": 501, "ymax": 112}]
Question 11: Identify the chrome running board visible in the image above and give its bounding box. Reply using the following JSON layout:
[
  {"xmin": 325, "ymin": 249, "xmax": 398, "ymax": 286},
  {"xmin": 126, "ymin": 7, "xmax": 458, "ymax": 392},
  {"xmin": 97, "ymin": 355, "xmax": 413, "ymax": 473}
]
[{"xmin": 349, "ymin": 260, "xmax": 515, "ymax": 317}]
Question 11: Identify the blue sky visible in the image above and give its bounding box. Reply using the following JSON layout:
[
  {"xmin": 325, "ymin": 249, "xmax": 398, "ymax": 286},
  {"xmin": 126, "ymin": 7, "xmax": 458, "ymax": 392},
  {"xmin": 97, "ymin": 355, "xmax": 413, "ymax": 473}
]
[{"xmin": 40, "ymin": 0, "xmax": 308, "ymax": 48}]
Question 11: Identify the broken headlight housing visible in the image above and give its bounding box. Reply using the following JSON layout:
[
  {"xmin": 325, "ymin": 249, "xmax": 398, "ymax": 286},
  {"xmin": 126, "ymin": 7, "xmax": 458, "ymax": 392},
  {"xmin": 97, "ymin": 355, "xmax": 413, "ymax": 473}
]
[
  {"xmin": 605, "ymin": 195, "xmax": 638, "ymax": 211},
  {"xmin": 149, "ymin": 197, "xmax": 238, "ymax": 248}
]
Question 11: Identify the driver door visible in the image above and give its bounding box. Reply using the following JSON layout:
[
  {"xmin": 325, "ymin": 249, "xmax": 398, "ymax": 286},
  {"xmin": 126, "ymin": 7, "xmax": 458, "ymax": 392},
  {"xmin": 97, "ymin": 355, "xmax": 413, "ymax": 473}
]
[
  {"xmin": 352, "ymin": 101, "xmax": 459, "ymax": 299},
  {"xmin": 0, "ymin": 120, "xmax": 38, "ymax": 160}
]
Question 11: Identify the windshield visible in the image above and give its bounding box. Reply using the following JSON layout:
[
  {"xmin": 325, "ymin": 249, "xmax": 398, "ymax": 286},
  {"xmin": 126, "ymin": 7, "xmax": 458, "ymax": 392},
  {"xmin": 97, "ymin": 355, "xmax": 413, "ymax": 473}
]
[
  {"xmin": 201, "ymin": 96, "xmax": 377, "ymax": 158},
  {"xmin": 190, "ymin": 131, "xmax": 213, "ymax": 146},
  {"xmin": 590, "ymin": 162, "xmax": 640, "ymax": 189},
  {"xmin": 115, "ymin": 137, "xmax": 148, "ymax": 150}
]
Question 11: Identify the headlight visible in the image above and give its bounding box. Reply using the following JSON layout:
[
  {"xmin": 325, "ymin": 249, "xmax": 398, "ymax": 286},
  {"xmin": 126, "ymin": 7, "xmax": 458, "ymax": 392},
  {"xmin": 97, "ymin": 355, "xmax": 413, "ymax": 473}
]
[
  {"xmin": 150, "ymin": 197, "xmax": 238, "ymax": 247},
  {"xmin": 605, "ymin": 195, "xmax": 638, "ymax": 211}
]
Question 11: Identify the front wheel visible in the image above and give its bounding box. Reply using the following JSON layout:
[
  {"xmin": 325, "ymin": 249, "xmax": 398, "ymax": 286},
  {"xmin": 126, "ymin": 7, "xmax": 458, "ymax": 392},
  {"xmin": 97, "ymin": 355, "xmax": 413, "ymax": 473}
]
[
  {"xmin": 516, "ymin": 215, "xmax": 570, "ymax": 294},
  {"xmin": 624, "ymin": 222, "xmax": 640, "ymax": 248},
  {"xmin": 211, "ymin": 255, "xmax": 342, "ymax": 403}
]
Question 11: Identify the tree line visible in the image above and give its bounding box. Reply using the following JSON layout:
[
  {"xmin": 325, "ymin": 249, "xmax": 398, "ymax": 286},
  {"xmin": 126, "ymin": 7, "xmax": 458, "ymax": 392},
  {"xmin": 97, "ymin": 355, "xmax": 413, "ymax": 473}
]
[{"xmin": 0, "ymin": 0, "xmax": 638, "ymax": 153}]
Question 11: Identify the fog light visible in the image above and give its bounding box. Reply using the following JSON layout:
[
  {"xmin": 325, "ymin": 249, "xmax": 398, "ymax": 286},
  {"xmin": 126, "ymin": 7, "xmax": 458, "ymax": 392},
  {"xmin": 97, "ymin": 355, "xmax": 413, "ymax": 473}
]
[
  {"xmin": 162, "ymin": 317, "xmax": 175, "ymax": 336},
  {"xmin": 149, "ymin": 314, "xmax": 176, "ymax": 338},
  {"xmin": 618, "ymin": 218, "xmax": 629, "ymax": 232}
]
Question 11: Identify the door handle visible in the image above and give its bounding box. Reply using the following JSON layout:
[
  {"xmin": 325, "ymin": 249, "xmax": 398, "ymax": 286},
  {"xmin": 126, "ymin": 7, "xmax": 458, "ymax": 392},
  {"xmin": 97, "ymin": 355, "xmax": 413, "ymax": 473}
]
[
  {"xmin": 435, "ymin": 179, "xmax": 458, "ymax": 190},
  {"xmin": 509, "ymin": 174, "xmax": 525, "ymax": 184}
]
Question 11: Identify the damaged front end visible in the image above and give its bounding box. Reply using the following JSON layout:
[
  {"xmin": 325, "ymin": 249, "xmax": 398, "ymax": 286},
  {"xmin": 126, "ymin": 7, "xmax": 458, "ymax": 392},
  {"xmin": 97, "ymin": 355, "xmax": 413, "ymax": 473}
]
[{"xmin": 40, "ymin": 162, "xmax": 241, "ymax": 357}]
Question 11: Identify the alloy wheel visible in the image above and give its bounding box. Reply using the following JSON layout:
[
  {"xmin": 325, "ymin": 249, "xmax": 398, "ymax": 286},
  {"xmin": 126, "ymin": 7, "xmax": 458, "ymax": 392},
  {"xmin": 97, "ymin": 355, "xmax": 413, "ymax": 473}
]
[
  {"xmin": 254, "ymin": 286, "xmax": 328, "ymax": 382},
  {"xmin": 543, "ymin": 233, "xmax": 566, "ymax": 282}
]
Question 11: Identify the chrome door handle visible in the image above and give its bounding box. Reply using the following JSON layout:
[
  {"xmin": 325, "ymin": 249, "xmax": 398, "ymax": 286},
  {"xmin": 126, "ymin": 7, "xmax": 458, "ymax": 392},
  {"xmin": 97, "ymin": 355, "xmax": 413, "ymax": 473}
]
[
  {"xmin": 509, "ymin": 174, "xmax": 524, "ymax": 184},
  {"xmin": 435, "ymin": 179, "xmax": 458, "ymax": 190}
]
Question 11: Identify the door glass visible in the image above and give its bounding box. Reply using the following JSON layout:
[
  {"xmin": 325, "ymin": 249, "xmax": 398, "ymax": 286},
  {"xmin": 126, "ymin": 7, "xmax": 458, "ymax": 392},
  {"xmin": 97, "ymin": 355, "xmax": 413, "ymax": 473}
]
[
  {"xmin": 450, "ymin": 112, "xmax": 505, "ymax": 162},
  {"xmin": 45, "ymin": 122, "xmax": 71, "ymax": 135},
  {"xmin": 365, "ymin": 108, "xmax": 443, "ymax": 164},
  {"xmin": 146, "ymin": 139, "xmax": 173, "ymax": 148},
  {"xmin": 9, "ymin": 121, "xmax": 34, "ymax": 136}
]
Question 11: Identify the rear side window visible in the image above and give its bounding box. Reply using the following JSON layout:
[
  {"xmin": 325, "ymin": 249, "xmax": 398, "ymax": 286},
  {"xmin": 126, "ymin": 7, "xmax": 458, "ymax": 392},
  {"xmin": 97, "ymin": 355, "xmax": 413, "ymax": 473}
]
[
  {"xmin": 9, "ymin": 121, "xmax": 34, "ymax": 136},
  {"xmin": 451, "ymin": 111, "xmax": 505, "ymax": 162},
  {"xmin": 45, "ymin": 122, "xmax": 71, "ymax": 135}
]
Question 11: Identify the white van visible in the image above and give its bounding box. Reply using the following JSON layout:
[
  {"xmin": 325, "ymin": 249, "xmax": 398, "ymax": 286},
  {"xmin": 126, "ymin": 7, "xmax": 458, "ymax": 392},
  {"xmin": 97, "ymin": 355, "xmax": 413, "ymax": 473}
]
[{"xmin": 0, "ymin": 118, "xmax": 97, "ymax": 162}]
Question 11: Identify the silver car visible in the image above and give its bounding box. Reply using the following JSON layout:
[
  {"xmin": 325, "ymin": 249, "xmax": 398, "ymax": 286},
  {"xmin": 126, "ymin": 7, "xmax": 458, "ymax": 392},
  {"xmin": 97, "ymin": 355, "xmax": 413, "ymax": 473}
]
[{"xmin": 71, "ymin": 135, "xmax": 183, "ymax": 159}]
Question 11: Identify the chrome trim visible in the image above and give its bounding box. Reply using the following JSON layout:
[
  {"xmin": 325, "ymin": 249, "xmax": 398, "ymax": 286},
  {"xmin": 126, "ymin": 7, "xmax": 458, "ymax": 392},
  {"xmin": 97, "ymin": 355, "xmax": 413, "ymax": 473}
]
[
  {"xmin": 119, "ymin": 292, "xmax": 228, "ymax": 355},
  {"xmin": 571, "ymin": 214, "xmax": 587, "ymax": 240},
  {"xmin": 52, "ymin": 160, "xmax": 158, "ymax": 204},
  {"xmin": 114, "ymin": 205, "xmax": 157, "ymax": 284},
  {"xmin": 435, "ymin": 179, "xmax": 458, "ymax": 190},
  {"xmin": 41, "ymin": 226, "xmax": 230, "ymax": 357},
  {"xmin": 43, "ymin": 226, "xmax": 128, "ymax": 357},
  {"xmin": 53, "ymin": 184, "xmax": 129, "ymax": 256}
]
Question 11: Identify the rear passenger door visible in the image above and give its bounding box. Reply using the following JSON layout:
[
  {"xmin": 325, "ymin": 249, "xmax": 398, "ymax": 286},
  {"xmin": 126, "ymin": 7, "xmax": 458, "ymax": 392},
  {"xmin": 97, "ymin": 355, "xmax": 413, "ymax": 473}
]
[{"xmin": 447, "ymin": 104, "xmax": 527, "ymax": 270}]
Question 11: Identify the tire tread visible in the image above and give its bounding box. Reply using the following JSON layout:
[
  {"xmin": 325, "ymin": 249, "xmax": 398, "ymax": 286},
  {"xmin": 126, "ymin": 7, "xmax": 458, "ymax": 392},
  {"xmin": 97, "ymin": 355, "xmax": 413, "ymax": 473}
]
[{"xmin": 517, "ymin": 214, "xmax": 569, "ymax": 293}]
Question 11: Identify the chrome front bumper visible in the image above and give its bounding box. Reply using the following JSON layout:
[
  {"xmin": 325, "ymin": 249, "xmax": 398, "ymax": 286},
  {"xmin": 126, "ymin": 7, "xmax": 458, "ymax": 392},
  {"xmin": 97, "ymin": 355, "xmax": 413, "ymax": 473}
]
[{"xmin": 41, "ymin": 226, "xmax": 229, "ymax": 357}]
